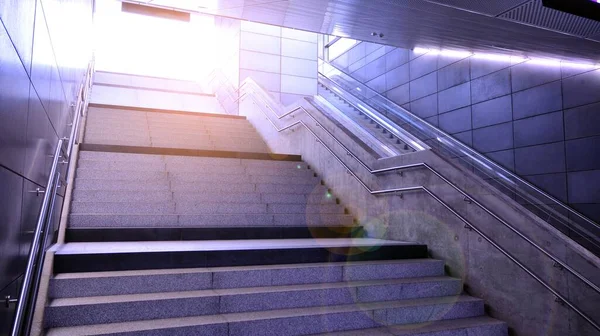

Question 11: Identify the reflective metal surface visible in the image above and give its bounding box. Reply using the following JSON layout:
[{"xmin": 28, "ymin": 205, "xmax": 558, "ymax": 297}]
[
  {"xmin": 129, "ymin": 0, "xmax": 600, "ymax": 61},
  {"xmin": 0, "ymin": 0, "xmax": 93, "ymax": 331}
]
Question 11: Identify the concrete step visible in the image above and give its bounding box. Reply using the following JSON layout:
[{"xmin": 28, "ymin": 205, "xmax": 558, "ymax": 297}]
[
  {"xmin": 45, "ymin": 295, "xmax": 483, "ymax": 334},
  {"xmin": 312, "ymin": 316, "xmax": 507, "ymax": 336},
  {"xmin": 83, "ymin": 139, "xmax": 152, "ymax": 147},
  {"xmin": 67, "ymin": 188, "xmax": 338, "ymax": 207},
  {"xmin": 169, "ymin": 173, "xmax": 321, "ymax": 185},
  {"xmin": 83, "ymin": 131, "xmax": 150, "ymax": 141},
  {"xmin": 51, "ymin": 238, "xmax": 429, "ymax": 273},
  {"xmin": 75, "ymin": 169, "xmax": 168, "ymax": 180},
  {"xmin": 77, "ymin": 160, "xmax": 168, "ymax": 171},
  {"xmin": 70, "ymin": 202, "xmax": 177, "ymax": 214},
  {"xmin": 78, "ymin": 151, "xmax": 165, "ymax": 163},
  {"xmin": 77, "ymin": 152, "xmax": 305, "ymax": 169},
  {"xmin": 74, "ymin": 178, "xmax": 171, "ymax": 191},
  {"xmin": 267, "ymin": 203, "xmax": 344, "ymax": 214},
  {"xmin": 68, "ymin": 213, "xmax": 353, "ymax": 227},
  {"xmin": 72, "ymin": 190, "xmax": 174, "ymax": 203},
  {"xmin": 45, "ymin": 279, "xmax": 465, "ymax": 328},
  {"xmin": 146, "ymin": 141, "xmax": 268, "ymax": 153},
  {"xmin": 76, "ymin": 160, "xmax": 313, "ymax": 176},
  {"xmin": 148, "ymin": 134, "xmax": 213, "ymax": 143},
  {"xmin": 72, "ymin": 179, "xmax": 328, "ymax": 194},
  {"xmin": 49, "ymin": 259, "xmax": 446, "ymax": 298}
]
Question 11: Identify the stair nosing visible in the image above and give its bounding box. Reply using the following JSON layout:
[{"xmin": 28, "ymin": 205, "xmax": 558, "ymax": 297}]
[
  {"xmin": 49, "ymin": 276, "xmax": 461, "ymax": 306},
  {"xmin": 52, "ymin": 259, "xmax": 443, "ymax": 279}
]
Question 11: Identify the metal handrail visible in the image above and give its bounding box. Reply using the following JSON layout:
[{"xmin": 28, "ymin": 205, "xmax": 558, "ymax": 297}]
[
  {"xmin": 320, "ymin": 59, "xmax": 600, "ymax": 247},
  {"xmin": 10, "ymin": 59, "xmax": 94, "ymax": 336},
  {"xmin": 237, "ymin": 77, "xmax": 600, "ymax": 332},
  {"xmin": 318, "ymin": 74, "xmax": 428, "ymax": 152}
]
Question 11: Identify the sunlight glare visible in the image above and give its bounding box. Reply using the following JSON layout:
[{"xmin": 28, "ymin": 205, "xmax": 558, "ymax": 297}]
[{"xmin": 94, "ymin": 0, "xmax": 217, "ymax": 80}]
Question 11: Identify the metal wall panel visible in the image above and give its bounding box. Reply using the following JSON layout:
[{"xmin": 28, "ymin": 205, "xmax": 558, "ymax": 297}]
[
  {"xmin": 499, "ymin": 0, "xmax": 600, "ymax": 37},
  {"xmin": 0, "ymin": 0, "xmax": 37, "ymax": 74},
  {"xmin": 424, "ymin": 0, "xmax": 529, "ymax": 16},
  {"xmin": 0, "ymin": 24, "xmax": 29, "ymax": 176},
  {"xmin": 0, "ymin": 167, "xmax": 24, "ymax": 291},
  {"xmin": 0, "ymin": 0, "xmax": 93, "ymax": 321}
]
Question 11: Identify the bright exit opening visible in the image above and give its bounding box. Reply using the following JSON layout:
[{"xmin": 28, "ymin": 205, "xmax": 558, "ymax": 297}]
[{"xmin": 93, "ymin": 1, "xmax": 218, "ymax": 81}]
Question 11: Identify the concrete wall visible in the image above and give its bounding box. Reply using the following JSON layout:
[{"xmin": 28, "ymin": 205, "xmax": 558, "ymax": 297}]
[
  {"xmin": 0, "ymin": 0, "xmax": 93, "ymax": 332},
  {"xmin": 331, "ymin": 43, "xmax": 600, "ymax": 225},
  {"xmin": 239, "ymin": 92, "xmax": 600, "ymax": 336},
  {"xmin": 239, "ymin": 21, "xmax": 318, "ymax": 105},
  {"xmin": 90, "ymin": 72, "xmax": 224, "ymax": 114}
]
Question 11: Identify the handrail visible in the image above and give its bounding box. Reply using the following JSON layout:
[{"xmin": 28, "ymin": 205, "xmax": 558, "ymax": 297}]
[
  {"xmin": 236, "ymin": 77, "xmax": 600, "ymax": 332},
  {"xmin": 10, "ymin": 59, "xmax": 94, "ymax": 336},
  {"xmin": 320, "ymin": 59, "xmax": 600, "ymax": 251},
  {"xmin": 318, "ymin": 73, "xmax": 428, "ymax": 152}
]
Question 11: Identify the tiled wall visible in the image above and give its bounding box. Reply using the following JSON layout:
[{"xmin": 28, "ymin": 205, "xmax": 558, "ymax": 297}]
[
  {"xmin": 239, "ymin": 21, "xmax": 318, "ymax": 105},
  {"xmin": 332, "ymin": 43, "xmax": 600, "ymax": 223},
  {"xmin": 0, "ymin": 0, "xmax": 93, "ymax": 330}
]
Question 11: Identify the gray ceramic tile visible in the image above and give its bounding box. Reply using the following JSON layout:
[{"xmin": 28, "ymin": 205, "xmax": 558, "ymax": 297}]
[
  {"xmin": 472, "ymin": 122, "xmax": 513, "ymax": 153},
  {"xmin": 438, "ymin": 82, "xmax": 471, "ymax": 113},
  {"xmin": 410, "ymin": 72, "xmax": 437, "ymax": 101},
  {"xmin": 511, "ymin": 61, "xmax": 561, "ymax": 92},
  {"xmin": 472, "ymin": 95, "xmax": 512, "ymax": 129},
  {"xmin": 438, "ymin": 58, "xmax": 470, "ymax": 91},
  {"xmin": 512, "ymin": 81, "xmax": 562, "ymax": 120},
  {"xmin": 513, "ymin": 111, "xmax": 564, "ymax": 147},
  {"xmin": 563, "ymin": 69, "xmax": 600, "ymax": 109},
  {"xmin": 439, "ymin": 107, "xmax": 471, "ymax": 134},
  {"xmin": 486, "ymin": 149, "xmax": 515, "ymax": 171},
  {"xmin": 524, "ymin": 173, "xmax": 568, "ymax": 203},
  {"xmin": 409, "ymin": 94, "xmax": 438, "ymax": 118},
  {"xmin": 564, "ymin": 102, "xmax": 600, "ymax": 140},
  {"xmin": 566, "ymin": 136, "xmax": 600, "ymax": 171},
  {"xmin": 471, "ymin": 69, "xmax": 511, "ymax": 104},
  {"xmin": 515, "ymin": 142, "xmax": 566, "ymax": 175},
  {"xmin": 568, "ymin": 170, "xmax": 600, "ymax": 204}
]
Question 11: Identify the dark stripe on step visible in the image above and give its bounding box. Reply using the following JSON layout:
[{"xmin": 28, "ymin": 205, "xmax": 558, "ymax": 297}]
[
  {"xmin": 88, "ymin": 103, "xmax": 244, "ymax": 119},
  {"xmin": 54, "ymin": 244, "xmax": 428, "ymax": 273},
  {"xmin": 66, "ymin": 227, "xmax": 367, "ymax": 242},
  {"xmin": 79, "ymin": 143, "xmax": 302, "ymax": 161}
]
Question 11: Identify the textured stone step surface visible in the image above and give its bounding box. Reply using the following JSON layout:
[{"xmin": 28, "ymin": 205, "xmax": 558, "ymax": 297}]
[
  {"xmin": 85, "ymin": 107, "xmax": 271, "ymax": 153},
  {"xmin": 49, "ymin": 259, "xmax": 446, "ymax": 298},
  {"xmin": 45, "ymin": 296, "xmax": 483, "ymax": 335},
  {"xmin": 68, "ymin": 213, "xmax": 354, "ymax": 228},
  {"xmin": 312, "ymin": 316, "xmax": 507, "ymax": 336},
  {"xmin": 45, "ymin": 285, "xmax": 468, "ymax": 328}
]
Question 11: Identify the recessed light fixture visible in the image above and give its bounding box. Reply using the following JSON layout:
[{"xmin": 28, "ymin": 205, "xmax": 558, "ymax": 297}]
[{"xmin": 413, "ymin": 47, "xmax": 600, "ymax": 70}]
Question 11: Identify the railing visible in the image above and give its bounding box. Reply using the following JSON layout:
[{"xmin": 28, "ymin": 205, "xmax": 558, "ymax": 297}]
[
  {"xmin": 9, "ymin": 59, "xmax": 94, "ymax": 336},
  {"xmin": 318, "ymin": 73, "xmax": 428, "ymax": 153},
  {"xmin": 319, "ymin": 59, "xmax": 600, "ymax": 256},
  {"xmin": 206, "ymin": 69, "xmax": 240, "ymax": 115},
  {"xmin": 226, "ymin": 76, "xmax": 600, "ymax": 332}
]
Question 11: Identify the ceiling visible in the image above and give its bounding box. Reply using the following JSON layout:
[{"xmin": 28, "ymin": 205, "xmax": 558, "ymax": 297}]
[{"xmin": 124, "ymin": 0, "xmax": 600, "ymax": 62}]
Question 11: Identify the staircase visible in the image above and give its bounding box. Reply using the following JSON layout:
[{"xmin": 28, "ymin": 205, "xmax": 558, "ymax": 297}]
[{"xmin": 42, "ymin": 92, "xmax": 508, "ymax": 335}]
